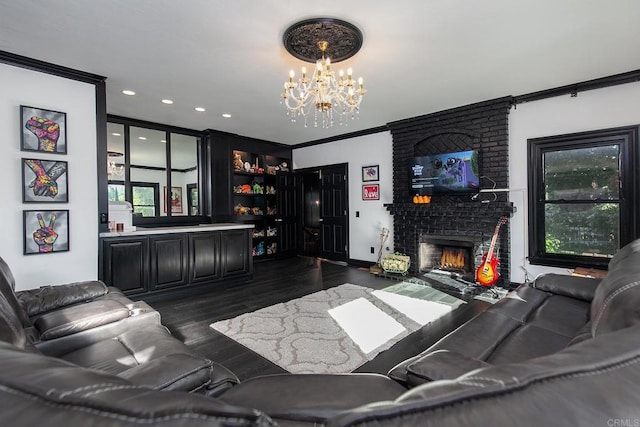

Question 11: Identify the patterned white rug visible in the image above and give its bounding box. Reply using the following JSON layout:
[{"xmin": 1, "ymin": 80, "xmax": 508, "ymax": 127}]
[{"xmin": 210, "ymin": 282, "xmax": 464, "ymax": 374}]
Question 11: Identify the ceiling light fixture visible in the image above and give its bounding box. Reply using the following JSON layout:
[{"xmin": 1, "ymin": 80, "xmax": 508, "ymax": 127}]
[
  {"xmin": 107, "ymin": 151, "xmax": 124, "ymax": 178},
  {"xmin": 222, "ymin": 113, "xmax": 232, "ymax": 118},
  {"xmin": 122, "ymin": 90, "xmax": 136, "ymax": 96},
  {"xmin": 195, "ymin": 107, "xmax": 206, "ymax": 112},
  {"xmin": 281, "ymin": 18, "xmax": 366, "ymax": 129},
  {"xmin": 162, "ymin": 99, "xmax": 174, "ymax": 104}
]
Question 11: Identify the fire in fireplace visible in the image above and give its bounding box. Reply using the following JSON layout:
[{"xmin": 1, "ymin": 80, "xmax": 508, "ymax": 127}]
[
  {"xmin": 419, "ymin": 238, "xmax": 475, "ymax": 274},
  {"xmin": 440, "ymin": 247, "xmax": 468, "ymax": 270}
]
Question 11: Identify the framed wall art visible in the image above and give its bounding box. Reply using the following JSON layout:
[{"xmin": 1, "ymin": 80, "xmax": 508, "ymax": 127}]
[
  {"xmin": 20, "ymin": 105, "xmax": 67, "ymax": 154},
  {"xmin": 23, "ymin": 210, "xmax": 69, "ymax": 255},
  {"xmin": 21, "ymin": 158, "xmax": 68, "ymax": 203},
  {"xmin": 362, "ymin": 184, "xmax": 380, "ymax": 200},
  {"xmin": 362, "ymin": 164, "xmax": 379, "ymax": 182},
  {"xmin": 164, "ymin": 186, "xmax": 183, "ymax": 214}
]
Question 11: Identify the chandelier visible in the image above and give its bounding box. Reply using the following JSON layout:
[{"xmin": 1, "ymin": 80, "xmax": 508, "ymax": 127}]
[
  {"xmin": 107, "ymin": 151, "xmax": 124, "ymax": 178},
  {"xmin": 280, "ymin": 18, "xmax": 367, "ymax": 128}
]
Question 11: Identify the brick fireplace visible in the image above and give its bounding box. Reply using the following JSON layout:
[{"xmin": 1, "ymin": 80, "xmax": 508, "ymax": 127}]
[{"xmin": 386, "ymin": 97, "xmax": 514, "ymax": 286}]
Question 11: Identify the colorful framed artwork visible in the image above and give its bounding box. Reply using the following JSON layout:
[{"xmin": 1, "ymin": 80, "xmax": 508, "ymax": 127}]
[
  {"xmin": 20, "ymin": 105, "xmax": 67, "ymax": 154},
  {"xmin": 21, "ymin": 158, "xmax": 68, "ymax": 203},
  {"xmin": 164, "ymin": 186, "xmax": 183, "ymax": 214},
  {"xmin": 23, "ymin": 210, "xmax": 70, "ymax": 255},
  {"xmin": 362, "ymin": 184, "xmax": 380, "ymax": 200},
  {"xmin": 362, "ymin": 164, "xmax": 379, "ymax": 182}
]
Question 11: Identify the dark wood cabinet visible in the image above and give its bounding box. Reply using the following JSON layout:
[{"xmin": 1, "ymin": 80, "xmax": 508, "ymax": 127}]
[
  {"xmin": 221, "ymin": 229, "xmax": 252, "ymax": 277},
  {"xmin": 276, "ymin": 173, "xmax": 297, "ymax": 258},
  {"xmin": 150, "ymin": 234, "xmax": 188, "ymax": 290},
  {"xmin": 100, "ymin": 227, "xmax": 252, "ymax": 298},
  {"xmin": 102, "ymin": 237, "xmax": 149, "ymax": 295},
  {"xmin": 189, "ymin": 232, "xmax": 221, "ymax": 283}
]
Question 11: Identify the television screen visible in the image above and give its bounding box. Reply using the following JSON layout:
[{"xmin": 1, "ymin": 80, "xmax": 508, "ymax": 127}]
[{"xmin": 409, "ymin": 149, "xmax": 480, "ymax": 195}]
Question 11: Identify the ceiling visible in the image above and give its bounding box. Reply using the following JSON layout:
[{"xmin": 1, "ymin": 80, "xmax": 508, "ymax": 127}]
[{"xmin": 1, "ymin": 0, "xmax": 640, "ymax": 146}]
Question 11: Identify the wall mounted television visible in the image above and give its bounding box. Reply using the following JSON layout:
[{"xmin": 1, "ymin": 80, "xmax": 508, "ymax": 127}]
[{"xmin": 409, "ymin": 149, "xmax": 480, "ymax": 195}]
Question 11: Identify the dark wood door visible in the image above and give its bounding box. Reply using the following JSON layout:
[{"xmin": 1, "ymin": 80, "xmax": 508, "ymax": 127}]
[
  {"xmin": 319, "ymin": 165, "xmax": 348, "ymax": 261},
  {"xmin": 189, "ymin": 232, "xmax": 221, "ymax": 283},
  {"xmin": 102, "ymin": 237, "xmax": 149, "ymax": 295},
  {"xmin": 276, "ymin": 172, "xmax": 297, "ymax": 258},
  {"xmin": 222, "ymin": 229, "xmax": 253, "ymax": 277},
  {"xmin": 149, "ymin": 234, "xmax": 188, "ymax": 290}
]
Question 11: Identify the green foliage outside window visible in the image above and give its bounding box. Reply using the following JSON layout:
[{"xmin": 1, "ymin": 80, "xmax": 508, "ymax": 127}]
[{"xmin": 543, "ymin": 145, "xmax": 619, "ymax": 258}]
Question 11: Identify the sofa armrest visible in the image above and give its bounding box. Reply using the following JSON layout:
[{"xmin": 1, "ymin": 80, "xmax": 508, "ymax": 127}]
[
  {"xmin": 16, "ymin": 281, "xmax": 110, "ymax": 316},
  {"xmin": 118, "ymin": 353, "xmax": 237, "ymax": 394},
  {"xmin": 532, "ymin": 273, "xmax": 601, "ymax": 302},
  {"xmin": 33, "ymin": 300, "xmax": 130, "ymax": 340},
  {"xmin": 406, "ymin": 350, "xmax": 491, "ymax": 387}
]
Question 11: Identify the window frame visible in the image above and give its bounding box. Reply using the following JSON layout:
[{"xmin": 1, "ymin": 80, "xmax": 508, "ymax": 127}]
[
  {"xmin": 527, "ymin": 125, "xmax": 639, "ymax": 269},
  {"xmin": 108, "ymin": 180, "xmax": 160, "ymax": 218}
]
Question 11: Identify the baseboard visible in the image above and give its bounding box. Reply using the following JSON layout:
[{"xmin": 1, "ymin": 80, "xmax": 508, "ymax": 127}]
[{"xmin": 348, "ymin": 258, "xmax": 375, "ymax": 268}]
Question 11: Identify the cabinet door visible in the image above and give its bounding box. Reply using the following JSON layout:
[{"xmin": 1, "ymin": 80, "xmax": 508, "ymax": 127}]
[
  {"xmin": 276, "ymin": 173, "xmax": 298, "ymax": 257},
  {"xmin": 189, "ymin": 232, "xmax": 221, "ymax": 283},
  {"xmin": 222, "ymin": 229, "xmax": 252, "ymax": 277},
  {"xmin": 102, "ymin": 237, "xmax": 149, "ymax": 295},
  {"xmin": 150, "ymin": 234, "xmax": 188, "ymax": 290}
]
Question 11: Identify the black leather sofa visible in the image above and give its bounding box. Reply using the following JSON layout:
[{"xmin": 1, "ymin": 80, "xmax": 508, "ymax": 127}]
[
  {"xmin": 1, "ymin": 238, "xmax": 640, "ymax": 426},
  {"xmin": 0, "ymin": 256, "xmax": 238, "ymax": 395}
]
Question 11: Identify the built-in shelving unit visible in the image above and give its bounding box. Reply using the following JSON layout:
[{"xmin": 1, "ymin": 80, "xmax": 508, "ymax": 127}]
[{"xmin": 232, "ymin": 150, "xmax": 291, "ymax": 260}]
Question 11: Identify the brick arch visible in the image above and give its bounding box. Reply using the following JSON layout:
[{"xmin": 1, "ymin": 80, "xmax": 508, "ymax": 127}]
[{"xmin": 413, "ymin": 129, "xmax": 481, "ymax": 156}]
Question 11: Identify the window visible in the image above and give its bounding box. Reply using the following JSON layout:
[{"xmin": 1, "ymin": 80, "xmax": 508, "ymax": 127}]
[
  {"xmin": 106, "ymin": 118, "xmax": 201, "ymax": 219},
  {"xmin": 108, "ymin": 181, "xmax": 159, "ymax": 217},
  {"xmin": 528, "ymin": 126, "xmax": 638, "ymax": 269}
]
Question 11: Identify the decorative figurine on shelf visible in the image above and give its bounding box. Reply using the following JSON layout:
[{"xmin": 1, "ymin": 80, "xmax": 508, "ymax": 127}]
[
  {"xmin": 233, "ymin": 153, "xmax": 244, "ymax": 171},
  {"xmin": 266, "ymin": 166, "xmax": 277, "ymax": 175},
  {"xmin": 266, "ymin": 205, "xmax": 277, "ymax": 216},
  {"xmin": 252, "ymin": 229, "xmax": 265, "ymax": 238},
  {"xmin": 267, "ymin": 242, "xmax": 277, "ymax": 255},
  {"xmin": 252, "ymin": 182, "xmax": 263, "ymax": 194},
  {"xmin": 233, "ymin": 185, "xmax": 243, "ymax": 194},
  {"xmin": 241, "ymin": 184, "xmax": 252, "ymax": 194},
  {"xmin": 244, "ymin": 161, "xmax": 251, "ymax": 172},
  {"xmin": 267, "ymin": 226, "xmax": 277, "ymax": 237},
  {"xmin": 265, "ymin": 185, "xmax": 276, "ymax": 195},
  {"xmin": 234, "ymin": 203, "xmax": 249, "ymax": 215},
  {"xmin": 251, "ymin": 206, "xmax": 263, "ymax": 216},
  {"xmin": 279, "ymin": 162, "xmax": 289, "ymax": 172},
  {"xmin": 253, "ymin": 241, "xmax": 265, "ymax": 256}
]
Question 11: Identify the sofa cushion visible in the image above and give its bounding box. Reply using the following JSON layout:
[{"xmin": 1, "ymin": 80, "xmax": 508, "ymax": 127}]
[
  {"xmin": 405, "ymin": 350, "xmax": 490, "ymax": 386},
  {"xmin": 591, "ymin": 238, "xmax": 640, "ymax": 336},
  {"xmin": 220, "ymin": 373, "xmax": 406, "ymax": 424},
  {"xmin": 33, "ymin": 299, "xmax": 131, "ymax": 340},
  {"xmin": 0, "ymin": 341, "xmax": 272, "ymax": 427}
]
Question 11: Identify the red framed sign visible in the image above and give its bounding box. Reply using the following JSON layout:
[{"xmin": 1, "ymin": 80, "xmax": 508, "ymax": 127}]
[{"xmin": 362, "ymin": 184, "xmax": 380, "ymax": 200}]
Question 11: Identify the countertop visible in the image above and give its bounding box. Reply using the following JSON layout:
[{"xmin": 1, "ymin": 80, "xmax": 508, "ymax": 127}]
[{"xmin": 99, "ymin": 223, "xmax": 254, "ymax": 238}]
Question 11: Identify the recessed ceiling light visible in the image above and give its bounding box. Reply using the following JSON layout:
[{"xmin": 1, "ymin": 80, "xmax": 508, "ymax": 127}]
[
  {"xmin": 111, "ymin": 132, "xmax": 121, "ymax": 136},
  {"xmin": 222, "ymin": 113, "xmax": 232, "ymax": 118},
  {"xmin": 194, "ymin": 107, "xmax": 206, "ymax": 112},
  {"xmin": 138, "ymin": 136, "xmax": 147, "ymax": 140},
  {"xmin": 161, "ymin": 139, "xmax": 167, "ymax": 143},
  {"xmin": 162, "ymin": 99, "xmax": 173, "ymax": 104},
  {"xmin": 122, "ymin": 90, "xmax": 136, "ymax": 96}
]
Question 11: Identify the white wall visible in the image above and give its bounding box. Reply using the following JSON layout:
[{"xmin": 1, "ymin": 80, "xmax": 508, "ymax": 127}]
[
  {"xmin": 293, "ymin": 131, "xmax": 394, "ymax": 262},
  {"xmin": 0, "ymin": 63, "xmax": 98, "ymax": 290},
  {"xmin": 509, "ymin": 81, "xmax": 640, "ymax": 283}
]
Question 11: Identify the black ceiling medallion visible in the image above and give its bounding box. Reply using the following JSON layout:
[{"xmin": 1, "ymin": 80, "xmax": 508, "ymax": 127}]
[{"xmin": 283, "ymin": 18, "xmax": 363, "ymax": 63}]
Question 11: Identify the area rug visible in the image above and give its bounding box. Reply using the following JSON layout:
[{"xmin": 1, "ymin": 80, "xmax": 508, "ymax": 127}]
[{"xmin": 210, "ymin": 282, "xmax": 464, "ymax": 374}]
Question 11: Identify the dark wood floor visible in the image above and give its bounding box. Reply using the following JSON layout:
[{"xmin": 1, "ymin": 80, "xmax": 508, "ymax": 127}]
[{"xmin": 149, "ymin": 256, "xmax": 488, "ymax": 381}]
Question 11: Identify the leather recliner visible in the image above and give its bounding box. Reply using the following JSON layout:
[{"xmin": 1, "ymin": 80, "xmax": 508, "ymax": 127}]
[{"xmin": 0, "ymin": 256, "xmax": 238, "ymax": 395}]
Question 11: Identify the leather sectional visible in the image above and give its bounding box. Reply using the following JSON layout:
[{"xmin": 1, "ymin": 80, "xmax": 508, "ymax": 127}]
[{"xmin": 1, "ymin": 238, "xmax": 640, "ymax": 426}]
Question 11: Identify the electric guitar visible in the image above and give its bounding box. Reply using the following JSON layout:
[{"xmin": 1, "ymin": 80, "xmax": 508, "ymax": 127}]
[{"xmin": 476, "ymin": 216, "xmax": 508, "ymax": 287}]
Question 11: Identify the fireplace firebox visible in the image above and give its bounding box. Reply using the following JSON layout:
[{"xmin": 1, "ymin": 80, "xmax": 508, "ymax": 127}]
[{"xmin": 419, "ymin": 238, "xmax": 475, "ymax": 274}]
